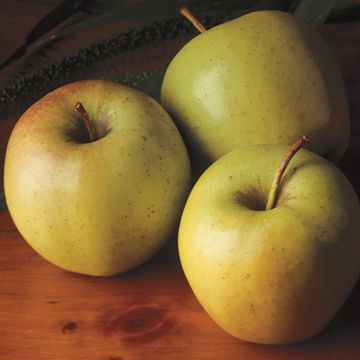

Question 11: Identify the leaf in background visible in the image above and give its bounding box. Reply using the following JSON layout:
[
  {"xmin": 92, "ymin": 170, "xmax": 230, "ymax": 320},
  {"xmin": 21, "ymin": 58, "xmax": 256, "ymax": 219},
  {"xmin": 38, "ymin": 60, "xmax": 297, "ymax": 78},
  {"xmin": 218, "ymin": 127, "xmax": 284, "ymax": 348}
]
[
  {"xmin": 0, "ymin": 193, "xmax": 6, "ymax": 213},
  {"xmin": 292, "ymin": 0, "xmax": 337, "ymax": 27},
  {"xmin": 0, "ymin": 0, "xmax": 95, "ymax": 70}
]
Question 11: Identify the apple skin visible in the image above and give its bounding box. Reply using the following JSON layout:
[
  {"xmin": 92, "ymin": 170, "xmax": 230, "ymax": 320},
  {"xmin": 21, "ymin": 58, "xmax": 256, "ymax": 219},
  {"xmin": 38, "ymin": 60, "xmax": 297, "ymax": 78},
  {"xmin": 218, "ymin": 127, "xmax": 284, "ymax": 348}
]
[
  {"xmin": 4, "ymin": 80, "xmax": 191, "ymax": 276},
  {"xmin": 178, "ymin": 145, "xmax": 360, "ymax": 344},
  {"xmin": 161, "ymin": 10, "xmax": 350, "ymax": 169}
]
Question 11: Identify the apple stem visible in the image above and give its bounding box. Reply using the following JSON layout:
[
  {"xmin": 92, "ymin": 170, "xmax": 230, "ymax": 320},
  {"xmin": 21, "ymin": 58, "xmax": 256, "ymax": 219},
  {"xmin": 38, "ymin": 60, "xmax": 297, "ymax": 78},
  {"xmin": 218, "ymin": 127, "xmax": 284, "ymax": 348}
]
[
  {"xmin": 180, "ymin": 6, "xmax": 206, "ymax": 33},
  {"xmin": 75, "ymin": 102, "xmax": 97, "ymax": 142},
  {"xmin": 265, "ymin": 135, "xmax": 310, "ymax": 210}
]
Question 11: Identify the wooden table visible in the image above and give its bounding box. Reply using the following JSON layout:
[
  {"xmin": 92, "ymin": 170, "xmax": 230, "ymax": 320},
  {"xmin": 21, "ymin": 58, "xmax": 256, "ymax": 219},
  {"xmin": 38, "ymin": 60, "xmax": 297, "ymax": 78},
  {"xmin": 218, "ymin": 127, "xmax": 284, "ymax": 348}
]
[{"xmin": 1, "ymin": 2, "xmax": 360, "ymax": 359}]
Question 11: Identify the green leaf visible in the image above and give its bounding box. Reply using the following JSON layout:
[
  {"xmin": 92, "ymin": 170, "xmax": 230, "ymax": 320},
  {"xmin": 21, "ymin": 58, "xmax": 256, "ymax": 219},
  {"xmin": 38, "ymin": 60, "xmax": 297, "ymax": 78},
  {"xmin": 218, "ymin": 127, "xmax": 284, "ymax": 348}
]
[
  {"xmin": 292, "ymin": 0, "xmax": 337, "ymax": 27},
  {"xmin": 0, "ymin": 193, "xmax": 6, "ymax": 213},
  {"xmin": 0, "ymin": 0, "xmax": 94, "ymax": 70}
]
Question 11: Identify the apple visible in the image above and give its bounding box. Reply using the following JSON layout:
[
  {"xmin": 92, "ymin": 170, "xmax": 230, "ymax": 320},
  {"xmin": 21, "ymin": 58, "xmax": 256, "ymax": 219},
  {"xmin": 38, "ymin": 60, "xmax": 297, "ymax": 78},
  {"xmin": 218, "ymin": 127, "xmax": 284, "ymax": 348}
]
[
  {"xmin": 4, "ymin": 80, "xmax": 191, "ymax": 276},
  {"xmin": 178, "ymin": 136, "xmax": 360, "ymax": 344},
  {"xmin": 161, "ymin": 10, "xmax": 350, "ymax": 171}
]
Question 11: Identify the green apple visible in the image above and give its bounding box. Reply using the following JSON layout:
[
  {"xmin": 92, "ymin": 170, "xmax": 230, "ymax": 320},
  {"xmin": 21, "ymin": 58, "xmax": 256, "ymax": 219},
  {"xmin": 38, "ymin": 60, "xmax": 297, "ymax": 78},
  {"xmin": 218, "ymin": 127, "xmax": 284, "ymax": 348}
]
[
  {"xmin": 4, "ymin": 80, "xmax": 191, "ymax": 276},
  {"xmin": 178, "ymin": 138, "xmax": 360, "ymax": 344},
  {"xmin": 161, "ymin": 10, "xmax": 350, "ymax": 170}
]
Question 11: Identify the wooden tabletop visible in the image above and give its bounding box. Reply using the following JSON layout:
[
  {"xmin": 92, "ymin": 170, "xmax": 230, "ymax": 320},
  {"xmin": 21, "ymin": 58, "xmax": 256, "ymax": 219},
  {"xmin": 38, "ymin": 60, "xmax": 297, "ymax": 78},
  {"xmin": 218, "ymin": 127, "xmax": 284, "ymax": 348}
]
[{"xmin": 1, "ymin": 2, "xmax": 360, "ymax": 359}]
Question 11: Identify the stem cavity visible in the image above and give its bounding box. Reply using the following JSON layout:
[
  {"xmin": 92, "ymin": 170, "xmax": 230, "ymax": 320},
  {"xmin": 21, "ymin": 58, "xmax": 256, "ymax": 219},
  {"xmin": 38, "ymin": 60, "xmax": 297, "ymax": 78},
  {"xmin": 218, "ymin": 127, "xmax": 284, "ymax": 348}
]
[
  {"xmin": 75, "ymin": 102, "xmax": 97, "ymax": 143},
  {"xmin": 180, "ymin": 6, "xmax": 206, "ymax": 33},
  {"xmin": 265, "ymin": 135, "xmax": 310, "ymax": 210}
]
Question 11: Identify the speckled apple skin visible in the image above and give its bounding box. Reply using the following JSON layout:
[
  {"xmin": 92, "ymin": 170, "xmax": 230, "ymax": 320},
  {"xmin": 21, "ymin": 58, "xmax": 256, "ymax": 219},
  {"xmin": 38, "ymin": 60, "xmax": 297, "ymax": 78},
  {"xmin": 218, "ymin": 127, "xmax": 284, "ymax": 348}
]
[
  {"xmin": 179, "ymin": 145, "xmax": 360, "ymax": 344},
  {"xmin": 4, "ymin": 80, "xmax": 191, "ymax": 276},
  {"xmin": 161, "ymin": 11, "xmax": 350, "ymax": 165}
]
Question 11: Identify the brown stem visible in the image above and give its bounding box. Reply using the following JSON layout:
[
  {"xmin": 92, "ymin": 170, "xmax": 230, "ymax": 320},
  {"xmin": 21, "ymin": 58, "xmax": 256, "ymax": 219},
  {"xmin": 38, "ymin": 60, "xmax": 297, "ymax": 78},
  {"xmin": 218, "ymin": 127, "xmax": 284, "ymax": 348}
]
[
  {"xmin": 265, "ymin": 135, "xmax": 310, "ymax": 210},
  {"xmin": 180, "ymin": 6, "xmax": 206, "ymax": 33},
  {"xmin": 75, "ymin": 102, "xmax": 97, "ymax": 142}
]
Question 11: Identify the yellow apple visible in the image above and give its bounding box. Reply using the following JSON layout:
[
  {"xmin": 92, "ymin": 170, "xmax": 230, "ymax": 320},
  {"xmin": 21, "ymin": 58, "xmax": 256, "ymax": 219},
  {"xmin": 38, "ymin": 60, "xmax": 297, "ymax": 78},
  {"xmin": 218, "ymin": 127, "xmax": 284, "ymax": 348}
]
[
  {"xmin": 161, "ymin": 10, "xmax": 350, "ymax": 170},
  {"xmin": 179, "ymin": 142, "xmax": 360, "ymax": 344},
  {"xmin": 4, "ymin": 80, "xmax": 191, "ymax": 276}
]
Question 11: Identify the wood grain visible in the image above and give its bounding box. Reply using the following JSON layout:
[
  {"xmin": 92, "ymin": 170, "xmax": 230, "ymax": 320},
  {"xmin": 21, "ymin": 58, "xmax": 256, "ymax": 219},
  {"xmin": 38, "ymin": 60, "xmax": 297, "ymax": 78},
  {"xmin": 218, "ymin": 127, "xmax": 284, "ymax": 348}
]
[
  {"xmin": 1, "ymin": 2, "xmax": 360, "ymax": 359},
  {"xmin": 1, "ymin": 210, "xmax": 360, "ymax": 360}
]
